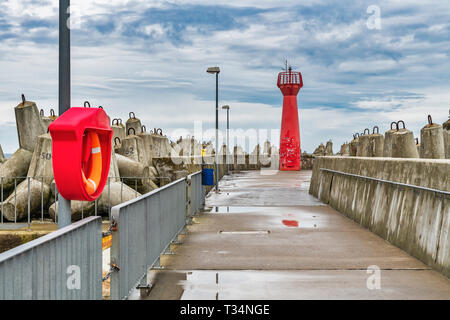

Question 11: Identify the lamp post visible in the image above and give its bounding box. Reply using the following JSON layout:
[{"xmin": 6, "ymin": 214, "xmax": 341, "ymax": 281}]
[
  {"xmin": 58, "ymin": 0, "xmax": 72, "ymax": 228},
  {"xmin": 207, "ymin": 67, "xmax": 220, "ymax": 193},
  {"xmin": 222, "ymin": 105, "xmax": 230, "ymax": 175}
]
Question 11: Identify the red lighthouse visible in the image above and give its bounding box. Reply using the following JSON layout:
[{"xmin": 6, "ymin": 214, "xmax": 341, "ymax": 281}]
[{"xmin": 277, "ymin": 63, "xmax": 303, "ymax": 171}]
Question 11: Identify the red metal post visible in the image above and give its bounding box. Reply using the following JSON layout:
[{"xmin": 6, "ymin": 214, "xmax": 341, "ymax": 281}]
[{"xmin": 277, "ymin": 68, "xmax": 303, "ymax": 171}]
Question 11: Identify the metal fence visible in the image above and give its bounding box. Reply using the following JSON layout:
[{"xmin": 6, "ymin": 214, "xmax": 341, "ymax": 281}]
[
  {"xmin": 0, "ymin": 216, "xmax": 102, "ymax": 300},
  {"xmin": 0, "ymin": 170, "xmax": 205, "ymax": 300},
  {"xmin": 0, "ymin": 175, "xmax": 172, "ymax": 227},
  {"xmin": 110, "ymin": 171, "xmax": 205, "ymax": 300},
  {"xmin": 189, "ymin": 171, "xmax": 205, "ymax": 217}
]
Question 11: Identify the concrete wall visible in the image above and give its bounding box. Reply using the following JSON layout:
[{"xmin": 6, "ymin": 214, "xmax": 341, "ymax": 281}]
[{"xmin": 309, "ymin": 156, "xmax": 449, "ymax": 277}]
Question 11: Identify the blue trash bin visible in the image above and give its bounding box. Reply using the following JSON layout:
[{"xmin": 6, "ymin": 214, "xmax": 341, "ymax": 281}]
[{"xmin": 202, "ymin": 168, "xmax": 215, "ymax": 186}]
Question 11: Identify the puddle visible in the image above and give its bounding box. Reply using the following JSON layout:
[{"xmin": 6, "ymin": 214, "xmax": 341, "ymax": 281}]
[
  {"xmin": 282, "ymin": 220, "xmax": 299, "ymax": 227},
  {"xmin": 219, "ymin": 230, "xmax": 270, "ymax": 235},
  {"xmin": 206, "ymin": 206, "xmax": 325, "ymax": 229}
]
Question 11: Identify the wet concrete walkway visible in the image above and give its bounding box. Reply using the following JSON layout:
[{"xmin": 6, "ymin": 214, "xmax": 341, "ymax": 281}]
[{"xmin": 140, "ymin": 171, "xmax": 450, "ymax": 300}]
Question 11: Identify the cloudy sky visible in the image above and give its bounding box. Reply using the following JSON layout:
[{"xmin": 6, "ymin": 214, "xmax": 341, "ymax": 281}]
[{"xmin": 0, "ymin": 0, "xmax": 449, "ymax": 154}]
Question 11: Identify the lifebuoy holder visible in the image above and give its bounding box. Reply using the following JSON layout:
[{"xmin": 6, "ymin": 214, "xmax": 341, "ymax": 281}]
[{"xmin": 49, "ymin": 107, "xmax": 112, "ymax": 201}]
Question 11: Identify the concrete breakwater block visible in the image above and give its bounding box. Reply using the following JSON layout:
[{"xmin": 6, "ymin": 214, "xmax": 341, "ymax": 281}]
[
  {"xmin": 420, "ymin": 120, "xmax": 445, "ymax": 159},
  {"xmin": 0, "ymin": 148, "xmax": 33, "ymax": 192},
  {"xmin": 49, "ymin": 200, "xmax": 95, "ymax": 222},
  {"xmin": 325, "ymin": 141, "xmax": 333, "ymax": 156},
  {"xmin": 339, "ymin": 143, "xmax": 350, "ymax": 156},
  {"xmin": 139, "ymin": 126, "xmax": 154, "ymax": 167},
  {"xmin": 151, "ymin": 131, "xmax": 171, "ymax": 158},
  {"xmin": 443, "ymin": 118, "xmax": 450, "ymax": 159},
  {"xmin": 1, "ymin": 178, "xmax": 51, "ymax": 222},
  {"xmin": 357, "ymin": 132, "xmax": 370, "ymax": 157},
  {"xmin": 313, "ymin": 143, "xmax": 325, "ymax": 156},
  {"xmin": 116, "ymin": 153, "xmax": 154, "ymax": 189},
  {"xmin": 108, "ymin": 148, "xmax": 120, "ymax": 183},
  {"xmin": 383, "ymin": 124, "xmax": 397, "ymax": 157},
  {"xmin": 0, "ymin": 144, "xmax": 5, "ymax": 163},
  {"xmin": 27, "ymin": 133, "xmax": 54, "ymax": 185},
  {"xmin": 40, "ymin": 109, "xmax": 57, "ymax": 132},
  {"xmin": 15, "ymin": 96, "xmax": 46, "ymax": 152},
  {"xmin": 98, "ymin": 181, "xmax": 142, "ymax": 214},
  {"xmin": 391, "ymin": 128, "xmax": 419, "ymax": 158},
  {"xmin": 349, "ymin": 135, "xmax": 359, "ymax": 156},
  {"xmin": 370, "ymin": 131, "xmax": 384, "ymax": 157},
  {"xmin": 111, "ymin": 119, "xmax": 126, "ymax": 145},
  {"xmin": 118, "ymin": 132, "xmax": 148, "ymax": 164},
  {"xmin": 126, "ymin": 112, "xmax": 142, "ymax": 136}
]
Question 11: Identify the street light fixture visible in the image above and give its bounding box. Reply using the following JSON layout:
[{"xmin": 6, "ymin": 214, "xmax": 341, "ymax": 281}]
[
  {"xmin": 222, "ymin": 105, "xmax": 230, "ymax": 175},
  {"xmin": 206, "ymin": 66, "xmax": 220, "ymax": 193}
]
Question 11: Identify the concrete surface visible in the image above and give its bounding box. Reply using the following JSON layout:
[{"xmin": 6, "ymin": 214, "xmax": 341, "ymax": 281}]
[
  {"xmin": 137, "ymin": 170, "xmax": 450, "ymax": 300},
  {"xmin": 310, "ymin": 157, "xmax": 449, "ymax": 277}
]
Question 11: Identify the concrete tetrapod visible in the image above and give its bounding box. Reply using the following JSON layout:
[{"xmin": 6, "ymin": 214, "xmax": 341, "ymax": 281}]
[
  {"xmin": 249, "ymin": 144, "xmax": 260, "ymax": 169},
  {"xmin": 98, "ymin": 181, "xmax": 142, "ymax": 215},
  {"xmin": 109, "ymin": 147, "xmax": 121, "ymax": 183},
  {"xmin": 126, "ymin": 112, "xmax": 142, "ymax": 136},
  {"xmin": 349, "ymin": 134, "xmax": 359, "ymax": 157},
  {"xmin": 0, "ymin": 148, "xmax": 33, "ymax": 193},
  {"xmin": 443, "ymin": 118, "xmax": 450, "ymax": 159},
  {"xmin": 340, "ymin": 143, "xmax": 350, "ymax": 156},
  {"xmin": 0, "ymin": 144, "xmax": 5, "ymax": 163},
  {"xmin": 383, "ymin": 122, "xmax": 399, "ymax": 157},
  {"xmin": 259, "ymin": 142, "xmax": 272, "ymax": 167},
  {"xmin": 269, "ymin": 146, "xmax": 279, "ymax": 170},
  {"xmin": 151, "ymin": 129, "xmax": 171, "ymax": 158},
  {"xmin": 1, "ymin": 133, "xmax": 56, "ymax": 221},
  {"xmin": 15, "ymin": 95, "xmax": 46, "ymax": 152},
  {"xmin": 49, "ymin": 200, "xmax": 95, "ymax": 222},
  {"xmin": 111, "ymin": 119, "xmax": 126, "ymax": 144},
  {"xmin": 369, "ymin": 126, "xmax": 384, "ymax": 157},
  {"xmin": 233, "ymin": 145, "xmax": 246, "ymax": 171},
  {"xmin": 118, "ymin": 128, "xmax": 148, "ymax": 164},
  {"xmin": 313, "ymin": 143, "xmax": 326, "ymax": 156},
  {"xmin": 391, "ymin": 121, "xmax": 419, "ymax": 158},
  {"xmin": 325, "ymin": 140, "xmax": 333, "ymax": 156},
  {"xmin": 357, "ymin": 129, "xmax": 371, "ymax": 157},
  {"xmin": 1, "ymin": 179, "xmax": 51, "ymax": 222},
  {"xmin": 40, "ymin": 109, "xmax": 57, "ymax": 132},
  {"xmin": 115, "ymin": 153, "xmax": 156, "ymax": 192},
  {"xmin": 420, "ymin": 116, "xmax": 445, "ymax": 159},
  {"xmin": 139, "ymin": 126, "xmax": 154, "ymax": 167},
  {"xmin": 27, "ymin": 133, "xmax": 54, "ymax": 185}
]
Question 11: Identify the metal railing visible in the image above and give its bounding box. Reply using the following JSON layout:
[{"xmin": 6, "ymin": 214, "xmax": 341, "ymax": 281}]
[
  {"xmin": 110, "ymin": 171, "xmax": 205, "ymax": 300},
  {"xmin": 0, "ymin": 216, "xmax": 102, "ymax": 300},
  {"xmin": 189, "ymin": 171, "xmax": 205, "ymax": 217},
  {"xmin": 320, "ymin": 168, "xmax": 450, "ymax": 196},
  {"xmin": 0, "ymin": 175, "xmax": 172, "ymax": 227}
]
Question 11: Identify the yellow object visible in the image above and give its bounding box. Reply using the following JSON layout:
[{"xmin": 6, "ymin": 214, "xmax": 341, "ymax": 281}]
[{"xmin": 102, "ymin": 234, "xmax": 112, "ymax": 250}]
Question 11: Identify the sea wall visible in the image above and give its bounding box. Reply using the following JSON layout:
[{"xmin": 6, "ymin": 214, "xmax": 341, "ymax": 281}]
[{"xmin": 309, "ymin": 156, "xmax": 449, "ymax": 277}]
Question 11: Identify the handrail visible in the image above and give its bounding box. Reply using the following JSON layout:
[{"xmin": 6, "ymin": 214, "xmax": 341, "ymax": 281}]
[{"xmin": 320, "ymin": 168, "xmax": 449, "ymax": 196}]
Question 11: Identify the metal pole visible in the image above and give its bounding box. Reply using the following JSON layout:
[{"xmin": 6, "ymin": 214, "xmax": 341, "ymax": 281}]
[
  {"xmin": 215, "ymin": 73, "xmax": 219, "ymax": 193},
  {"xmin": 227, "ymin": 109, "xmax": 230, "ymax": 175},
  {"xmin": 27, "ymin": 177, "xmax": 31, "ymax": 231},
  {"xmin": 41, "ymin": 177, "xmax": 44, "ymax": 222},
  {"xmin": 58, "ymin": 0, "xmax": 72, "ymax": 228},
  {"xmin": 1, "ymin": 177, "xmax": 3, "ymax": 224}
]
